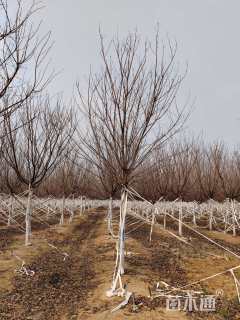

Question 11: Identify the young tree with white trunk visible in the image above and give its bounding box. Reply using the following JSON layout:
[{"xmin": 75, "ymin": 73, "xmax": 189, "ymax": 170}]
[
  {"xmin": 76, "ymin": 29, "xmax": 190, "ymax": 296},
  {"xmin": 1, "ymin": 96, "xmax": 75, "ymax": 245}
]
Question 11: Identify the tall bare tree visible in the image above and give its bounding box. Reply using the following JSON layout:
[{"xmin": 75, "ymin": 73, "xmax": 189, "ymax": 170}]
[{"xmin": 76, "ymin": 30, "xmax": 190, "ymax": 296}]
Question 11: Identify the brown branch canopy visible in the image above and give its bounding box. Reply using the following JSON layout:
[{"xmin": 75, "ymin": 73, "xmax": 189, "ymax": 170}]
[
  {"xmin": 76, "ymin": 29, "xmax": 190, "ymax": 191},
  {"xmin": 0, "ymin": 0, "xmax": 54, "ymax": 116},
  {"xmin": 1, "ymin": 95, "xmax": 75, "ymax": 191}
]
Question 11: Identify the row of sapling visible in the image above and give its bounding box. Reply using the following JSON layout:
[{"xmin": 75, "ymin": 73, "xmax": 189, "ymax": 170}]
[
  {"xmin": 36, "ymin": 157, "xmax": 95, "ymax": 198},
  {"xmin": 5, "ymin": 136, "xmax": 240, "ymax": 202},
  {"xmin": 56, "ymin": 153, "xmax": 86, "ymax": 224},
  {"xmin": 195, "ymin": 143, "xmax": 240, "ymax": 200},
  {"xmin": 1, "ymin": 96, "xmax": 75, "ymax": 245},
  {"xmin": 195, "ymin": 143, "xmax": 223, "ymax": 200},
  {"xmin": 137, "ymin": 140, "xmax": 240, "ymax": 202},
  {"xmin": 57, "ymin": 155, "xmax": 76, "ymax": 225},
  {"xmin": 76, "ymin": 29, "xmax": 189, "ymax": 297}
]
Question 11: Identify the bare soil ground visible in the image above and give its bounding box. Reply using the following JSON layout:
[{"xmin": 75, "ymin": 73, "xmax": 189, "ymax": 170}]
[{"xmin": 0, "ymin": 208, "xmax": 240, "ymax": 319}]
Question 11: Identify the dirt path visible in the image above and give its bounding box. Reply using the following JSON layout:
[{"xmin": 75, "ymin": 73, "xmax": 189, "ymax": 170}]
[{"xmin": 0, "ymin": 210, "xmax": 103, "ymax": 320}]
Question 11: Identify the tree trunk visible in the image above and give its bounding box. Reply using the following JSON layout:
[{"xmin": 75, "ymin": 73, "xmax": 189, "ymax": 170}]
[
  {"xmin": 149, "ymin": 209, "xmax": 155, "ymax": 242},
  {"xmin": 107, "ymin": 189, "xmax": 128, "ymax": 296},
  {"xmin": 80, "ymin": 196, "xmax": 83, "ymax": 215},
  {"xmin": 231, "ymin": 201, "xmax": 237, "ymax": 237},
  {"xmin": 119, "ymin": 190, "xmax": 127, "ymax": 275},
  {"xmin": 8, "ymin": 195, "xmax": 14, "ymax": 227},
  {"xmin": 209, "ymin": 209, "xmax": 213, "ymax": 231},
  {"xmin": 108, "ymin": 197, "xmax": 113, "ymax": 235},
  {"xmin": 193, "ymin": 211, "xmax": 197, "ymax": 226},
  {"xmin": 178, "ymin": 202, "xmax": 183, "ymax": 237},
  {"xmin": 25, "ymin": 185, "xmax": 33, "ymax": 246},
  {"xmin": 60, "ymin": 195, "xmax": 65, "ymax": 225},
  {"xmin": 163, "ymin": 211, "xmax": 166, "ymax": 229}
]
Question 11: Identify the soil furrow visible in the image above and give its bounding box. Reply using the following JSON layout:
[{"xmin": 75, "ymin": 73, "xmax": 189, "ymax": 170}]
[{"xmin": 0, "ymin": 211, "xmax": 103, "ymax": 320}]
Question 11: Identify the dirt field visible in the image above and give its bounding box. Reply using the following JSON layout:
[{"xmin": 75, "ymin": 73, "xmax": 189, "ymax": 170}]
[{"xmin": 0, "ymin": 208, "xmax": 240, "ymax": 319}]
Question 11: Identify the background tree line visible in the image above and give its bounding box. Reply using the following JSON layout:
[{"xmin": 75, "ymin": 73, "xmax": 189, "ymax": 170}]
[{"xmin": 1, "ymin": 138, "xmax": 239, "ymax": 203}]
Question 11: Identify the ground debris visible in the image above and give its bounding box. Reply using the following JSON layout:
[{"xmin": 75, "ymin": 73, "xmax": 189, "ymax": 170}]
[{"xmin": 0, "ymin": 211, "xmax": 101, "ymax": 320}]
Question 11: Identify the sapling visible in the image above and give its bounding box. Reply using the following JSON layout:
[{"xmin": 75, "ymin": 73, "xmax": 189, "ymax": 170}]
[{"xmin": 2, "ymin": 96, "xmax": 74, "ymax": 245}]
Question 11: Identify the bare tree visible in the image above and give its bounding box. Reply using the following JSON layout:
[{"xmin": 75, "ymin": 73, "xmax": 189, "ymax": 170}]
[
  {"xmin": 1, "ymin": 95, "xmax": 75, "ymax": 245},
  {"xmin": 76, "ymin": 30, "xmax": 190, "ymax": 296},
  {"xmin": 37, "ymin": 158, "xmax": 99, "ymax": 199},
  {"xmin": 213, "ymin": 145, "xmax": 240, "ymax": 200},
  {"xmin": 135, "ymin": 151, "xmax": 171, "ymax": 202},
  {"xmin": 195, "ymin": 143, "xmax": 222, "ymax": 201},
  {"xmin": 168, "ymin": 139, "xmax": 198, "ymax": 200},
  {"xmin": 0, "ymin": 0, "xmax": 53, "ymax": 118}
]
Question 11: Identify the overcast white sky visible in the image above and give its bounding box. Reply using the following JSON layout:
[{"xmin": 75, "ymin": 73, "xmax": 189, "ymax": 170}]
[{"xmin": 24, "ymin": 1, "xmax": 240, "ymax": 147}]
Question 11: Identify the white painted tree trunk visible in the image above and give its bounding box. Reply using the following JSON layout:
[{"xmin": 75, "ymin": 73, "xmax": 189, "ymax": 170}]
[
  {"xmin": 193, "ymin": 211, "xmax": 197, "ymax": 226},
  {"xmin": 59, "ymin": 195, "xmax": 65, "ymax": 225},
  {"xmin": 69, "ymin": 211, "xmax": 73, "ymax": 224},
  {"xmin": 108, "ymin": 197, "xmax": 113, "ymax": 235},
  {"xmin": 25, "ymin": 185, "xmax": 32, "ymax": 246},
  {"xmin": 231, "ymin": 201, "xmax": 237, "ymax": 237},
  {"xmin": 107, "ymin": 189, "xmax": 128, "ymax": 296},
  {"xmin": 233, "ymin": 219, "xmax": 236, "ymax": 237},
  {"xmin": 80, "ymin": 196, "xmax": 83, "ymax": 215},
  {"xmin": 149, "ymin": 209, "xmax": 155, "ymax": 242},
  {"xmin": 209, "ymin": 209, "xmax": 213, "ymax": 231},
  {"xmin": 163, "ymin": 211, "xmax": 166, "ymax": 229},
  {"xmin": 119, "ymin": 191, "xmax": 127, "ymax": 275},
  {"xmin": 69, "ymin": 202, "xmax": 75, "ymax": 224},
  {"xmin": 178, "ymin": 202, "xmax": 183, "ymax": 237},
  {"xmin": 8, "ymin": 195, "xmax": 14, "ymax": 226}
]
